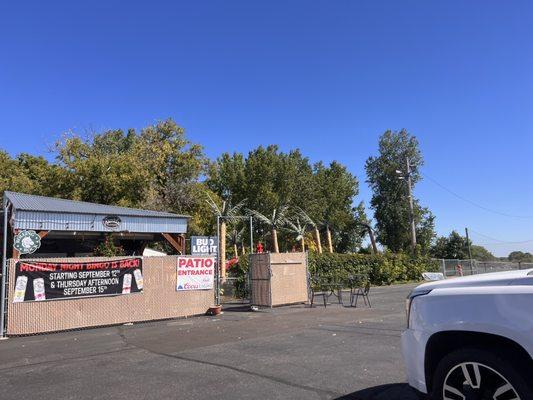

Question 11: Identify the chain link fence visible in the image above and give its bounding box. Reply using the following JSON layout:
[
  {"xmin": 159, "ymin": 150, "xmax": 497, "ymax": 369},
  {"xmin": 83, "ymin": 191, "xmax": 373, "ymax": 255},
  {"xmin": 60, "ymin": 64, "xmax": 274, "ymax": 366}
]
[
  {"xmin": 219, "ymin": 276, "xmax": 250, "ymax": 305},
  {"xmin": 436, "ymin": 259, "xmax": 533, "ymax": 278}
]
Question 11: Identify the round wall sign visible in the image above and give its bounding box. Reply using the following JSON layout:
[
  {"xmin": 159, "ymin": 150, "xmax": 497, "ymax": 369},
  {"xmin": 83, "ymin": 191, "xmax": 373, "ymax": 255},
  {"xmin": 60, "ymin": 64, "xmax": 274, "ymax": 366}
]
[
  {"xmin": 14, "ymin": 230, "xmax": 41, "ymax": 255},
  {"xmin": 103, "ymin": 216, "xmax": 122, "ymax": 229}
]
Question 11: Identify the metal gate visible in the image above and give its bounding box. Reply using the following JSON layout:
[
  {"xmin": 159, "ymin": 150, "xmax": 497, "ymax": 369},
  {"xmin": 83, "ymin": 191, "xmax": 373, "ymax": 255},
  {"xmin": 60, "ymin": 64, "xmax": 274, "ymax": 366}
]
[
  {"xmin": 250, "ymin": 253, "xmax": 272, "ymax": 307},
  {"xmin": 219, "ymin": 275, "xmax": 251, "ymax": 306}
]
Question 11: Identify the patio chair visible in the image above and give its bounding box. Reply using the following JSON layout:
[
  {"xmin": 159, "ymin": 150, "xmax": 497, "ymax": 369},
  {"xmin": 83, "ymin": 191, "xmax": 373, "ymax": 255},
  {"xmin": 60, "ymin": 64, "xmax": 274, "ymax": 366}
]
[
  {"xmin": 350, "ymin": 281, "xmax": 371, "ymax": 308},
  {"xmin": 309, "ymin": 277, "xmax": 328, "ymax": 308}
]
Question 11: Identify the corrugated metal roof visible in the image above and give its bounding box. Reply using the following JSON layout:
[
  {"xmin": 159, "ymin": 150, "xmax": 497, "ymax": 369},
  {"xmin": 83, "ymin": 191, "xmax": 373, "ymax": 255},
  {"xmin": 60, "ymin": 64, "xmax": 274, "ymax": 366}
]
[{"xmin": 4, "ymin": 191, "xmax": 190, "ymax": 219}]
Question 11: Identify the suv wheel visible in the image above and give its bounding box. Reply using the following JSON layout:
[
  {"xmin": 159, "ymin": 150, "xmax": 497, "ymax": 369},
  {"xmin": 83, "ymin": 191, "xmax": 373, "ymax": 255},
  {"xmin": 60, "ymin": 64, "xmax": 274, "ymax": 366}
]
[{"xmin": 431, "ymin": 347, "xmax": 532, "ymax": 400}]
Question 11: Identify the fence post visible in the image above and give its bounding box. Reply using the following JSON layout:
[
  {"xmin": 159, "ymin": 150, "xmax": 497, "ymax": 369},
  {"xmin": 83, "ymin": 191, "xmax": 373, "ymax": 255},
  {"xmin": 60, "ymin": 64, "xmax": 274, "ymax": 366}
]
[
  {"xmin": 0, "ymin": 196, "xmax": 8, "ymax": 338},
  {"xmin": 215, "ymin": 216, "xmax": 221, "ymax": 306},
  {"xmin": 441, "ymin": 259, "xmax": 446, "ymax": 277}
]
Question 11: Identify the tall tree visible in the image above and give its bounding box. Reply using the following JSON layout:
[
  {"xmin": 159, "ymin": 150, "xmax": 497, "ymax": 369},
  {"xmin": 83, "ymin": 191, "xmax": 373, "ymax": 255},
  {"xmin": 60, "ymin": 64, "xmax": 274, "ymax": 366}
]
[
  {"xmin": 470, "ymin": 245, "xmax": 496, "ymax": 261},
  {"xmin": 207, "ymin": 148, "xmax": 364, "ymax": 253},
  {"xmin": 365, "ymin": 130, "xmax": 435, "ymax": 253},
  {"xmin": 53, "ymin": 119, "xmax": 210, "ymax": 232},
  {"xmin": 0, "ymin": 151, "xmax": 68, "ymax": 196},
  {"xmin": 430, "ymin": 231, "xmax": 473, "ymax": 259},
  {"xmin": 54, "ymin": 128, "xmax": 149, "ymax": 206},
  {"xmin": 508, "ymin": 251, "xmax": 533, "ymax": 263},
  {"xmin": 312, "ymin": 161, "xmax": 361, "ymax": 253}
]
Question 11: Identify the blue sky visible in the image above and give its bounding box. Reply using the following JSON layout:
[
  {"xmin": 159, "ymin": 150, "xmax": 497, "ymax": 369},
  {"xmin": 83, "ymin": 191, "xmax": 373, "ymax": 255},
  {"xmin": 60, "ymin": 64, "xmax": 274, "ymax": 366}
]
[{"xmin": 1, "ymin": 1, "xmax": 533, "ymax": 256}]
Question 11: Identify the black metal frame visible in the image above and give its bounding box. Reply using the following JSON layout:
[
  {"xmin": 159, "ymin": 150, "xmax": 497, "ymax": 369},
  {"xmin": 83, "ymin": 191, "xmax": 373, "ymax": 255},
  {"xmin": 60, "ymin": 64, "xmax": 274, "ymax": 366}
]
[{"xmin": 350, "ymin": 281, "xmax": 371, "ymax": 308}]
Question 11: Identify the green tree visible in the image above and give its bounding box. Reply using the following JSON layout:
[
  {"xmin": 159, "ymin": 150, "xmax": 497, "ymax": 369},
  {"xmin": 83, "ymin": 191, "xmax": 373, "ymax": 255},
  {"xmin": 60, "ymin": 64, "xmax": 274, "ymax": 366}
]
[
  {"xmin": 53, "ymin": 119, "xmax": 209, "ymax": 231},
  {"xmin": 470, "ymin": 245, "xmax": 496, "ymax": 261},
  {"xmin": 16, "ymin": 153, "xmax": 72, "ymax": 197},
  {"xmin": 312, "ymin": 161, "xmax": 362, "ymax": 253},
  {"xmin": 0, "ymin": 151, "xmax": 37, "ymax": 194},
  {"xmin": 508, "ymin": 251, "xmax": 533, "ymax": 263},
  {"xmin": 207, "ymin": 146, "xmax": 364, "ymax": 253},
  {"xmin": 207, "ymin": 146, "xmax": 314, "ymax": 218},
  {"xmin": 338, "ymin": 201, "xmax": 374, "ymax": 254},
  {"xmin": 54, "ymin": 129, "xmax": 152, "ymax": 206},
  {"xmin": 365, "ymin": 129, "xmax": 435, "ymax": 253},
  {"xmin": 0, "ymin": 151, "xmax": 71, "ymax": 198},
  {"xmin": 430, "ymin": 231, "xmax": 471, "ymax": 259}
]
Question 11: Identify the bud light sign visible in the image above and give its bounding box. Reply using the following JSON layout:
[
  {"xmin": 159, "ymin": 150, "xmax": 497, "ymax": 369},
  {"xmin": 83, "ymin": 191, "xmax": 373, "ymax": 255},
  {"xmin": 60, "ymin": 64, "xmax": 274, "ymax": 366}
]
[
  {"xmin": 176, "ymin": 256, "xmax": 215, "ymax": 291},
  {"xmin": 190, "ymin": 236, "xmax": 218, "ymax": 255}
]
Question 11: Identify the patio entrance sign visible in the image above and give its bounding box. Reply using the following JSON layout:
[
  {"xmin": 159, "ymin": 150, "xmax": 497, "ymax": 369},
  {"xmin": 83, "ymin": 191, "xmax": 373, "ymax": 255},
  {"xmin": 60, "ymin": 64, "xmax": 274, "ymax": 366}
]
[{"xmin": 176, "ymin": 256, "xmax": 215, "ymax": 291}]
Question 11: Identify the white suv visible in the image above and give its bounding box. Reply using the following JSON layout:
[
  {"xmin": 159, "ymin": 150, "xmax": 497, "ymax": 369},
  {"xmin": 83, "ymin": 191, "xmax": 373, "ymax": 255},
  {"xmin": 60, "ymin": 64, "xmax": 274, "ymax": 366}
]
[{"xmin": 402, "ymin": 269, "xmax": 533, "ymax": 399}]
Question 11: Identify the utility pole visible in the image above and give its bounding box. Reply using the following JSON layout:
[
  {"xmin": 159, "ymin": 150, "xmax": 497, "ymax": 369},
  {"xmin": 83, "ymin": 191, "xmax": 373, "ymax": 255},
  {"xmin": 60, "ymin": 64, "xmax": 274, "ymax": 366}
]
[
  {"xmin": 465, "ymin": 227, "xmax": 474, "ymax": 273},
  {"xmin": 406, "ymin": 158, "xmax": 417, "ymax": 254}
]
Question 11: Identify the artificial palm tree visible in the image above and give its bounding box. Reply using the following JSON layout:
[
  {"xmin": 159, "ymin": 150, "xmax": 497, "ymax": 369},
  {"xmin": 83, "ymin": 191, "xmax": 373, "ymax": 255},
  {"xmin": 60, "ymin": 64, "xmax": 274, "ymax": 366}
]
[
  {"xmin": 298, "ymin": 208, "xmax": 323, "ymax": 254},
  {"xmin": 324, "ymin": 223, "xmax": 334, "ymax": 253},
  {"xmin": 247, "ymin": 205, "xmax": 290, "ymax": 253},
  {"xmin": 228, "ymin": 226, "xmax": 245, "ymax": 257},
  {"xmin": 359, "ymin": 222, "xmax": 378, "ymax": 254},
  {"xmin": 284, "ymin": 217, "xmax": 308, "ymax": 252},
  {"xmin": 206, "ymin": 194, "xmax": 247, "ymax": 279}
]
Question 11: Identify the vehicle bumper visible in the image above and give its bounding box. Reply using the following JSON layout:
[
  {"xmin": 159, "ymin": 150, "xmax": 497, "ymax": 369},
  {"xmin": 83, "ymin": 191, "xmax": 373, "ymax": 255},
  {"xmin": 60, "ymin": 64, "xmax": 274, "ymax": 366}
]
[{"xmin": 401, "ymin": 328, "xmax": 429, "ymax": 394}]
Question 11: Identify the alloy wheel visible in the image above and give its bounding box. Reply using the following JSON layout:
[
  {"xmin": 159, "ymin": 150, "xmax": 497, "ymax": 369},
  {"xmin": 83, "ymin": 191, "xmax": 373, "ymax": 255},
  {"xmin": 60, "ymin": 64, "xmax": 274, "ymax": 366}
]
[{"xmin": 443, "ymin": 362, "xmax": 520, "ymax": 400}]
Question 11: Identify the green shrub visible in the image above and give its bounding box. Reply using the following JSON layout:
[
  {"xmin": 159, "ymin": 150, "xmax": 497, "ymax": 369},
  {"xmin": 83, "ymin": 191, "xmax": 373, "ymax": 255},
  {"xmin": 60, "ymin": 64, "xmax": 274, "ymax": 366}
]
[
  {"xmin": 229, "ymin": 254, "xmax": 250, "ymax": 299},
  {"xmin": 229, "ymin": 252, "xmax": 438, "ymax": 292},
  {"xmin": 93, "ymin": 235, "xmax": 125, "ymax": 257},
  {"xmin": 308, "ymin": 252, "xmax": 438, "ymax": 286}
]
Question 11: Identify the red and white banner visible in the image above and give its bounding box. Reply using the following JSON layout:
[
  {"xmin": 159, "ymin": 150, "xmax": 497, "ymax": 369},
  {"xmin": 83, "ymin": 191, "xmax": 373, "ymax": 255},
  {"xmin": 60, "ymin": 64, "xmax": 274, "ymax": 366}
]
[{"xmin": 176, "ymin": 256, "xmax": 215, "ymax": 291}]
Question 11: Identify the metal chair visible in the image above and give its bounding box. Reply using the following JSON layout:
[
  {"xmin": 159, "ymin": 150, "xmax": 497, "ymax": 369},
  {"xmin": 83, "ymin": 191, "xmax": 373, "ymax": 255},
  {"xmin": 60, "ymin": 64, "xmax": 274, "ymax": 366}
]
[
  {"xmin": 310, "ymin": 287, "xmax": 328, "ymax": 308},
  {"xmin": 309, "ymin": 276, "xmax": 328, "ymax": 308},
  {"xmin": 350, "ymin": 281, "xmax": 371, "ymax": 308},
  {"xmin": 309, "ymin": 276, "xmax": 329, "ymax": 308}
]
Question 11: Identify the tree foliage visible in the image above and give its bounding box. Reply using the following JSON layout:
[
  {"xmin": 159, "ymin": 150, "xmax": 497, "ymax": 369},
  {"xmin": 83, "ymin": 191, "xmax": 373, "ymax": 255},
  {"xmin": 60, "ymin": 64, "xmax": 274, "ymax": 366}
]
[
  {"xmin": 470, "ymin": 245, "xmax": 496, "ymax": 261},
  {"xmin": 430, "ymin": 231, "xmax": 470, "ymax": 259},
  {"xmin": 207, "ymin": 145, "xmax": 367, "ymax": 252},
  {"xmin": 429, "ymin": 231, "xmax": 495, "ymax": 261},
  {"xmin": 1, "ymin": 125, "xmax": 369, "ymax": 253},
  {"xmin": 365, "ymin": 129, "xmax": 435, "ymax": 254},
  {"xmin": 507, "ymin": 251, "xmax": 533, "ymax": 263},
  {"xmin": 54, "ymin": 120, "xmax": 205, "ymax": 214}
]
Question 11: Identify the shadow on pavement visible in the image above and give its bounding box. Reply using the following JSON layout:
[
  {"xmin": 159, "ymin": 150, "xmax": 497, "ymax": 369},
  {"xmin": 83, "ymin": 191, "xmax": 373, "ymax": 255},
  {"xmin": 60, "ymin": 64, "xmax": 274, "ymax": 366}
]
[{"xmin": 334, "ymin": 383, "xmax": 422, "ymax": 400}]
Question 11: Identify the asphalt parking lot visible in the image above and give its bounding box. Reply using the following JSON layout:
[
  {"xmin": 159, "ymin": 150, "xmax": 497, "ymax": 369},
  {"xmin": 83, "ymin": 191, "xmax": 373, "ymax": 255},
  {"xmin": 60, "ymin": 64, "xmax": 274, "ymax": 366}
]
[{"xmin": 0, "ymin": 283, "xmax": 420, "ymax": 400}]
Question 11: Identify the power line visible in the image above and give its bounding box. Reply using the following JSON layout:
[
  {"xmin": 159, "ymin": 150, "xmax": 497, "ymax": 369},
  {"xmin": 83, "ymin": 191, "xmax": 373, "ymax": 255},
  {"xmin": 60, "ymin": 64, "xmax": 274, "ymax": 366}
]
[
  {"xmin": 422, "ymin": 172, "xmax": 533, "ymax": 219},
  {"xmin": 476, "ymin": 241, "xmax": 533, "ymax": 246},
  {"xmin": 468, "ymin": 228, "xmax": 533, "ymax": 245}
]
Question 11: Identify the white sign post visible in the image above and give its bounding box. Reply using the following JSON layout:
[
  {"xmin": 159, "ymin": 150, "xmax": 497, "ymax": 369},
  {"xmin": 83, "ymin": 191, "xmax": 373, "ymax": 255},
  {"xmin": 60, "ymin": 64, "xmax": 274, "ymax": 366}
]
[{"xmin": 176, "ymin": 256, "xmax": 215, "ymax": 291}]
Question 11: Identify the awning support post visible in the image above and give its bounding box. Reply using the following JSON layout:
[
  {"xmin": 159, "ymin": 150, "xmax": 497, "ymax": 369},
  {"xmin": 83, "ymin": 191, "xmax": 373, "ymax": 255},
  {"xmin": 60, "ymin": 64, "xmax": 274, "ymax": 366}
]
[{"xmin": 1, "ymin": 195, "xmax": 9, "ymax": 338}]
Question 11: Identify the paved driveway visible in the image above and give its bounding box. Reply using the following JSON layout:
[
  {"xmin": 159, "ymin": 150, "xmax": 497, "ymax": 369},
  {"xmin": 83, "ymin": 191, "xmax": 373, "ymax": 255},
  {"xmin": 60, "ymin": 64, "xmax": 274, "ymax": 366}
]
[{"xmin": 0, "ymin": 283, "xmax": 421, "ymax": 400}]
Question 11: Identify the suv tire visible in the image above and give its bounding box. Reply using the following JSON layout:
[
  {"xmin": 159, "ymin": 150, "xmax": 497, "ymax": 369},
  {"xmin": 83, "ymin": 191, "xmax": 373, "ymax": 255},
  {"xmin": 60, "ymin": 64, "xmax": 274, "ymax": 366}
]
[{"xmin": 431, "ymin": 347, "xmax": 532, "ymax": 400}]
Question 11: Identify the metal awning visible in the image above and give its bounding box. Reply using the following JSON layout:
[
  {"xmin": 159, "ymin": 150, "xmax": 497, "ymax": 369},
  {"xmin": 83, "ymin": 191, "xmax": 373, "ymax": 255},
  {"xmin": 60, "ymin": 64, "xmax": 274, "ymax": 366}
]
[{"xmin": 4, "ymin": 191, "xmax": 189, "ymax": 234}]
